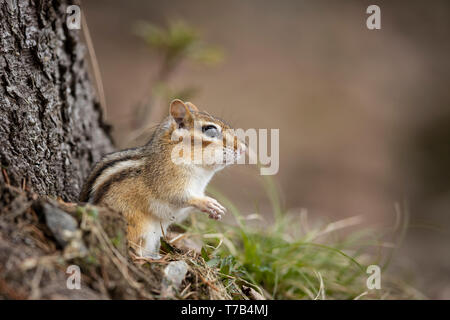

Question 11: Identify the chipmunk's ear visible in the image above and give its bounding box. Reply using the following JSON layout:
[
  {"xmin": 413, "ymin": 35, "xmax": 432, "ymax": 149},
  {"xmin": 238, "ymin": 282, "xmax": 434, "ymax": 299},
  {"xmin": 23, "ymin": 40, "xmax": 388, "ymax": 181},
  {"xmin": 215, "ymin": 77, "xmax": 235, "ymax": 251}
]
[
  {"xmin": 170, "ymin": 99, "xmax": 192, "ymax": 126},
  {"xmin": 185, "ymin": 102, "xmax": 199, "ymax": 112}
]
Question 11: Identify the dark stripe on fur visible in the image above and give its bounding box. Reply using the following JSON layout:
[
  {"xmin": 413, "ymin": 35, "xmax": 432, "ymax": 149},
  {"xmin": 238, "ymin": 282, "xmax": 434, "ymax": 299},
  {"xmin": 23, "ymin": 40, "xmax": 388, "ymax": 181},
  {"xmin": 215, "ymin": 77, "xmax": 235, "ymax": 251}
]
[
  {"xmin": 91, "ymin": 166, "xmax": 143, "ymax": 204},
  {"xmin": 79, "ymin": 147, "xmax": 144, "ymax": 202}
]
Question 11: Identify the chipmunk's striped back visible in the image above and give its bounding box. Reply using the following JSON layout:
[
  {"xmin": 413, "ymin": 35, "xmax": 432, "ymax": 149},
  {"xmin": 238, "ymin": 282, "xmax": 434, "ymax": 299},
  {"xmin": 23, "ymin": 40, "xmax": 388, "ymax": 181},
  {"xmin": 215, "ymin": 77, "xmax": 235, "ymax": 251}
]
[{"xmin": 79, "ymin": 147, "xmax": 146, "ymax": 203}]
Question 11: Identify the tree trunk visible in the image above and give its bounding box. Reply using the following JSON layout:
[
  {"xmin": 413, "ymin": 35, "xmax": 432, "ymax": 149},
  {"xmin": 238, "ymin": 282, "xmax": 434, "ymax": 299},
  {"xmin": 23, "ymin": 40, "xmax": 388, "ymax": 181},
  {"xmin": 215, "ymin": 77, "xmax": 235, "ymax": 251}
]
[{"xmin": 0, "ymin": 0, "xmax": 113, "ymax": 201}]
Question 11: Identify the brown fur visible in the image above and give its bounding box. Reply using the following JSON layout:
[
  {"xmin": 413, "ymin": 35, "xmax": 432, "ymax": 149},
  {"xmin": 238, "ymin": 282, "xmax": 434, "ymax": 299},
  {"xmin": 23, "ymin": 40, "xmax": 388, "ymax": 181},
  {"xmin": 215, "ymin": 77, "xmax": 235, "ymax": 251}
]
[{"xmin": 79, "ymin": 99, "xmax": 245, "ymax": 256}]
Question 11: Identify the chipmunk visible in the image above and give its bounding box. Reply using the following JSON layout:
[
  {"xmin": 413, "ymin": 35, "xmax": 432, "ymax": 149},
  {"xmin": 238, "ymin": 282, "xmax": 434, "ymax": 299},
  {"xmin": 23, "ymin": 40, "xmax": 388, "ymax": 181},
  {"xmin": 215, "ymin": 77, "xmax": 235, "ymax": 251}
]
[{"xmin": 79, "ymin": 99, "xmax": 246, "ymax": 259}]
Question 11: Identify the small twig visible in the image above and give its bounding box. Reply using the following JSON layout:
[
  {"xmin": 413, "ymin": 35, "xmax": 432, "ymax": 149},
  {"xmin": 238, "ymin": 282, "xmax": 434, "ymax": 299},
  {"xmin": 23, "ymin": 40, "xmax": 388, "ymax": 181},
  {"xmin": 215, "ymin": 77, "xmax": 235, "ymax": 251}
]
[
  {"xmin": 131, "ymin": 252, "xmax": 170, "ymax": 264},
  {"xmin": 2, "ymin": 168, "xmax": 10, "ymax": 185},
  {"xmin": 29, "ymin": 264, "xmax": 44, "ymax": 300},
  {"xmin": 81, "ymin": 11, "xmax": 107, "ymax": 119},
  {"xmin": 168, "ymin": 233, "xmax": 188, "ymax": 244},
  {"xmin": 354, "ymin": 291, "xmax": 369, "ymax": 300},
  {"xmin": 160, "ymin": 222, "xmax": 166, "ymax": 238},
  {"xmin": 181, "ymin": 291, "xmax": 196, "ymax": 299},
  {"xmin": 197, "ymin": 273, "xmax": 220, "ymax": 292},
  {"xmin": 179, "ymin": 282, "xmax": 191, "ymax": 297}
]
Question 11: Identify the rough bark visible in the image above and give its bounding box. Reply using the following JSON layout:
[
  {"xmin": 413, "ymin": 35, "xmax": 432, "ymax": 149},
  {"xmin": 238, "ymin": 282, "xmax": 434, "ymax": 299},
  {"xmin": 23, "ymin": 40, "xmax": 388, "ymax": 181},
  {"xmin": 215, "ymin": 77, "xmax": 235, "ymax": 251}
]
[{"xmin": 0, "ymin": 0, "xmax": 113, "ymax": 202}]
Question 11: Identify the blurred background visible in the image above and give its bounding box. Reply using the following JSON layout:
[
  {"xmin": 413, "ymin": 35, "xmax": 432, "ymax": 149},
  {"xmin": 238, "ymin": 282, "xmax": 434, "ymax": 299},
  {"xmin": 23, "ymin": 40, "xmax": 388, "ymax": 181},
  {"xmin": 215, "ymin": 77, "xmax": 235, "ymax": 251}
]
[{"xmin": 82, "ymin": 0, "xmax": 450, "ymax": 298}]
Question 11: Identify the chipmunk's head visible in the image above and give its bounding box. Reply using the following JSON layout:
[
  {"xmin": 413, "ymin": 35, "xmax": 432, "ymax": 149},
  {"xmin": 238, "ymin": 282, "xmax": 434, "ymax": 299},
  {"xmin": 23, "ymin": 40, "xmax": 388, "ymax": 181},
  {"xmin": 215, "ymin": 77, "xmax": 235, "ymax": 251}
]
[{"xmin": 168, "ymin": 99, "xmax": 246, "ymax": 170}]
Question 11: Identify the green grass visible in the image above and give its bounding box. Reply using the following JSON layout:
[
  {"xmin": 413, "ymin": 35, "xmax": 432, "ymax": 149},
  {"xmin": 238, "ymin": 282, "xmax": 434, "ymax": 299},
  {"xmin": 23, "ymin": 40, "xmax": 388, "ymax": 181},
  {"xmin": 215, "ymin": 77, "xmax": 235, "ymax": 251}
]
[{"xmin": 182, "ymin": 176, "xmax": 419, "ymax": 300}]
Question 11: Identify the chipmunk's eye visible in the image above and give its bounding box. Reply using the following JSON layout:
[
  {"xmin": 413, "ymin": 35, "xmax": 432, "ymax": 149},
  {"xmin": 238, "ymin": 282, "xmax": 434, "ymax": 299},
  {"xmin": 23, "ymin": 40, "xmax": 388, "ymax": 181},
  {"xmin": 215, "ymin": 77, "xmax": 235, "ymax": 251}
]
[{"xmin": 202, "ymin": 125, "xmax": 220, "ymax": 138}]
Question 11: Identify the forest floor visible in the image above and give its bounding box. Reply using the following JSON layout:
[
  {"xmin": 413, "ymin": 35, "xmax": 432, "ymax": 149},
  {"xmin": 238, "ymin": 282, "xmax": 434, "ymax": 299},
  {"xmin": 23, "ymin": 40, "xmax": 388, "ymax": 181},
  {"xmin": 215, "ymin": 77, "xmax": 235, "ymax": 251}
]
[
  {"xmin": 0, "ymin": 182, "xmax": 231, "ymax": 299},
  {"xmin": 0, "ymin": 179, "xmax": 424, "ymax": 300}
]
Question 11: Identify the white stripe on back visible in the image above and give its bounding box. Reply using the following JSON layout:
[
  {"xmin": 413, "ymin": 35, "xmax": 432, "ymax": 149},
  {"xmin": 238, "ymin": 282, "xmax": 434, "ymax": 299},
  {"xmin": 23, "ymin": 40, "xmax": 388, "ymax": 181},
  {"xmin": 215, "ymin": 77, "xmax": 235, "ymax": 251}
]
[{"xmin": 91, "ymin": 159, "xmax": 146, "ymax": 198}]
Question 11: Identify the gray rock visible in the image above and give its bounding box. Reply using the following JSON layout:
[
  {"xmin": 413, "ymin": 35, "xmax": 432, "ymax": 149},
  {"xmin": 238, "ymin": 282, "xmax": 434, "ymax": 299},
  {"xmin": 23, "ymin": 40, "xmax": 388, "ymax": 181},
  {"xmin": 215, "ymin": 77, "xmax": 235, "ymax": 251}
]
[
  {"xmin": 161, "ymin": 260, "xmax": 189, "ymax": 298},
  {"xmin": 42, "ymin": 203, "xmax": 87, "ymax": 257},
  {"xmin": 42, "ymin": 203, "xmax": 78, "ymax": 247}
]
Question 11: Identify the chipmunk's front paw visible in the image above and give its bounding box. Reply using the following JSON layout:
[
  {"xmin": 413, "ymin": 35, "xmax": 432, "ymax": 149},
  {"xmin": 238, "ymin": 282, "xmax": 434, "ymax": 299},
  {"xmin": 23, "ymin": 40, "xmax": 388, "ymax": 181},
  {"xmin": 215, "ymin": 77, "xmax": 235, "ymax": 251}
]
[
  {"xmin": 191, "ymin": 197, "xmax": 226, "ymax": 220},
  {"xmin": 205, "ymin": 197, "xmax": 226, "ymax": 220}
]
